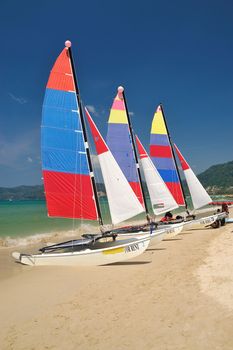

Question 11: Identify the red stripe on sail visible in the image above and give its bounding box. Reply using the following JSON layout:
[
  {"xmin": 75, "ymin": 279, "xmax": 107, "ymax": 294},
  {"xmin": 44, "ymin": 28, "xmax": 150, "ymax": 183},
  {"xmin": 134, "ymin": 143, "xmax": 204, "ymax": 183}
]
[
  {"xmin": 150, "ymin": 145, "xmax": 172, "ymax": 158},
  {"xmin": 135, "ymin": 136, "xmax": 148, "ymax": 159},
  {"xmin": 46, "ymin": 48, "xmax": 75, "ymax": 92},
  {"xmin": 129, "ymin": 181, "xmax": 144, "ymax": 205},
  {"xmin": 174, "ymin": 144, "xmax": 190, "ymax": 171},
  {"xmin": 166, "ymin": 182, "xmax": 185, "ymax": 206},
  {"xmin": 43, "ymin": 170, "xmax": 98, "ymax": 220},
  {"xmin": 85, "ymin": 108, "xmax": 108, "ymax": 155},
  {"xmin": 47, "ymin": 72, "xmax": 75, "ymax": 92}
]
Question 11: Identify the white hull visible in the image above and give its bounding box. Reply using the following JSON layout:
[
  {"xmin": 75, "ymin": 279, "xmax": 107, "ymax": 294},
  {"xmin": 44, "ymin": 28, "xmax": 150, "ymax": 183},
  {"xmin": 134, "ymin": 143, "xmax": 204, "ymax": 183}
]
[
  {"xmin": 147, "ymin": 228, "xmax": 167, "ymax": 246},
  {"xmin": 162, "ymin": 223, "xmax": 184, "ymax": 239},
  {"xmin": 117, "ymin": 224, "xmax": 182, "ymax": 243},
  {"xmin": 12, "ymin": 236, "xmax": 151, "ymax": 266},
  {"xmin": 183, "ymin": 213, "xmax": 226, "ymax": 230}
]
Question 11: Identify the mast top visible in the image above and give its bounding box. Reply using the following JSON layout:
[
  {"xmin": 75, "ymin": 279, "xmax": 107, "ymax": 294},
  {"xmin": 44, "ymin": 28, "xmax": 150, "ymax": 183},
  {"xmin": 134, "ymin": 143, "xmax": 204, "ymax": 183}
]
[
  {"xmin": 117, "ymin": 86, "xmax": 124, "ymax": 99},
  {"xmin": 65, "ymin": 40, "xmax": 72, "ymax": 48}
]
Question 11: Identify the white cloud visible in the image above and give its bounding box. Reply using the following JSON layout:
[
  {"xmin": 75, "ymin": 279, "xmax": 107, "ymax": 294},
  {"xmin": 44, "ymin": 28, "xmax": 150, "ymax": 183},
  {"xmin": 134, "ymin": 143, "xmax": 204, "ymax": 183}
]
[
  {"xmin": 0, "ymin": 129, "xmax": 39, "ymax": 169},
  {"xmin": 86, "ymin": 105, "xmax": 98, "ymax": 116},
  {"xmin": 8, "ymin": 93, "xmax": 27, "ymax": 104},
  {"xmin": 129, "ymin": 111, "xmax": 134, "ymax": 116}
]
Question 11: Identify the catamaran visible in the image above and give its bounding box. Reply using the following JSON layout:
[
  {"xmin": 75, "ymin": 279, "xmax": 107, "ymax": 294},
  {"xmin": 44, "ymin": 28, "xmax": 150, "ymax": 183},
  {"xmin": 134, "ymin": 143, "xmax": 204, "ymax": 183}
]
[
  {"xmin": 12, "ymin": 41, "xmax": 159, "ymax": 266},
  {"xmin": 174, "ymin": 143, "xmax": 227, "ymax": 229},
  {"xmin": 149, "ymin": 104, "xmax": 227, "ymax": 229},
  {"xmin": 105, "ymin": 86, "xmax": 184, "ymax": 239}
]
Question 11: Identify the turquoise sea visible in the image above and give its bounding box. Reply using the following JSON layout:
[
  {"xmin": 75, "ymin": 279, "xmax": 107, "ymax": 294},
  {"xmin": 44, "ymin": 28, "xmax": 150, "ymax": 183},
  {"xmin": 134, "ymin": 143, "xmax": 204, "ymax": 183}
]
[
  {"xmin": 0, "ymin": 196, "xmax": 232, "ymax": 247},
  {"xmin": 0, "ymin": 200, "xmax": 105, "ymax": 247}
]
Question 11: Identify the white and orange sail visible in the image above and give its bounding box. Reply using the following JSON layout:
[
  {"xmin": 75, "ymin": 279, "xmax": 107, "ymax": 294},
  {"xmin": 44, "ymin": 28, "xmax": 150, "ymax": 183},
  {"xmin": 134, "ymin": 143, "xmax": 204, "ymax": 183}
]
[
  {"xmin": 85, "ymin": 107, "xmax": 144, "ymax": 225},
  {"xmin": 136, "ymin": 135, "xmax": 179, "ymax": 215},
  {"xmin": 174, "ymin": 144, "xmax": 212, "ymax": 209}
]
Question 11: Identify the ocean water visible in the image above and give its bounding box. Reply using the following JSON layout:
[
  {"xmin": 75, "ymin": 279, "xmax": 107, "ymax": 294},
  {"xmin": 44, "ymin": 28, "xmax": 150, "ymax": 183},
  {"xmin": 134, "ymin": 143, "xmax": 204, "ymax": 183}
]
[
  {"xmin": 0, "ymin": 200, "xmax": 107, "ymax": 247},
  {"xmin": 0, "ymin": 195, "xmax": 232, "ymax": 248}
]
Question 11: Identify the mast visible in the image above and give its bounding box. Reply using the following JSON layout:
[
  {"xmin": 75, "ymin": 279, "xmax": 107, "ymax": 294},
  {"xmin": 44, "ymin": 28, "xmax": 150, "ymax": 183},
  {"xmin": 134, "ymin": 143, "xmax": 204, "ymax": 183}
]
[
  {"xmin": 66, "ymin": 41, "xmax": 103, "ymax": 226},
  {"xmin": 159, "ymin": 103, "xmax": 189, "ymax": 212},
  {"xmin": 120, "ymin": 86, "xmax": 150, "ymax": 217}
]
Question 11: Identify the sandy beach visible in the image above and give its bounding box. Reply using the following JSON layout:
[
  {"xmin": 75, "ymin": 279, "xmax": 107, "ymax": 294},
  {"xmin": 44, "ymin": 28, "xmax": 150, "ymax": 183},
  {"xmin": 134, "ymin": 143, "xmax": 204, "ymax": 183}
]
[{"xmin": 0, "ymin": 209, "xmax": 233, "ymax": 350}]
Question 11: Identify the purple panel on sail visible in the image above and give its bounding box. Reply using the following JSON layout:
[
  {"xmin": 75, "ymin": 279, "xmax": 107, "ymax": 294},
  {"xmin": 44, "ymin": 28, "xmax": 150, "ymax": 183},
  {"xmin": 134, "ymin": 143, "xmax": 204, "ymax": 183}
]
[
  {"xmin": 150, "ymin": 134, "xmax": 170, "ymax": 146},
  {"xmin": 107, "ymin": 123, "xmax": 138, "ymax": 182},
  {"xmin": 151, "ymin": 157, "xmax": 176, "ymax": 170}
]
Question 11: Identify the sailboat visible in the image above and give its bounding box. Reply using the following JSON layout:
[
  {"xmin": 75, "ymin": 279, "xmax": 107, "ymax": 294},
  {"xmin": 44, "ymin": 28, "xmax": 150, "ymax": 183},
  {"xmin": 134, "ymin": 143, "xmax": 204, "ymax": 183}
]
[
  {"xmin": 134, "ymin": 135, "xmax": 184, "ymax": 238},
  {"xmin": 150, "ymin": 104, "xmax": 227, "ymax": 229},
  {"xmin": 12, "ymin": 41, "xmax": 153, "ymax": 266},
  {"xmin": 84, "ymin": 107, "xmax": 168, "ymax": 244},
  {"xmin": 174, "ymin": 143, "xmax": 227, "ymax": 229},
  {"xmin": 105, "ymin": 87, "xmax": 184, "ymax": 238}
]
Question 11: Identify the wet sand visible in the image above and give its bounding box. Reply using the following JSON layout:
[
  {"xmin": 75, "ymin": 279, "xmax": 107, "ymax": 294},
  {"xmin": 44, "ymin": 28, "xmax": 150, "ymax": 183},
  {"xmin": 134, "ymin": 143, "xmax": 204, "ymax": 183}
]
[{"xmin": 0, "ymin": 209, "xmax": 233, "ymax": 350}]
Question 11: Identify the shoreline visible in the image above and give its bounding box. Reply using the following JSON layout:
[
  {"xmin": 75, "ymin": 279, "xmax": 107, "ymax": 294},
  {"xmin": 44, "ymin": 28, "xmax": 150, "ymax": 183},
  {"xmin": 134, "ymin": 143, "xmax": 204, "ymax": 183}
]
[{"xmin": 0, "ymin": 205, "xmax": 226, "ymax": 249}]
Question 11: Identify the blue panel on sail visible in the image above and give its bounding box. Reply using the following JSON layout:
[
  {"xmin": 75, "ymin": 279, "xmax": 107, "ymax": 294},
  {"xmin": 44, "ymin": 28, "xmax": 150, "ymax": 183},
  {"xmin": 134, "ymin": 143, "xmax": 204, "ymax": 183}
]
[
  {"xmin": 42, "ymin": 148, "xmax": 89, "ymax": 174},
  {"xmin": 42, "ymin": 128, "xmax": 85, "ymax": 153},
  {"xmin": 42, "ymin": 125, "xmax": 88, "ymax": 174},
  {"xmin": 157, "ymin": 169, "xmax": 179, "ymax": 183},
  {"xmin": 43, "ymin": 88, "xmax": 77, "ymax": 111},
  {"xmin": 42, "ymin": 106, "xmax": 81, "ymax": 131}
]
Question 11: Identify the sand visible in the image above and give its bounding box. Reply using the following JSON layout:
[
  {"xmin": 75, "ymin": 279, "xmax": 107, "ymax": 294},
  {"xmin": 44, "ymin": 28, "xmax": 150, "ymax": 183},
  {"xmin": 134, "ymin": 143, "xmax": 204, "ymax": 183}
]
[{"xmin": 0, "ymin": 209, "xmax": 233, "ymax": 350}]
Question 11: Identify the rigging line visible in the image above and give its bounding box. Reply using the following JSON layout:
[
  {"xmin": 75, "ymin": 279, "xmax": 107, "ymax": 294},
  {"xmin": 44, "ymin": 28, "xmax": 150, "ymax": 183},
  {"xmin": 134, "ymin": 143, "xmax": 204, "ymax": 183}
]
[
  {"xmin": 66, "ymin": 47, "xmax": 79, "ymax": 245},
  {"xmin": 122, "ymin": 88, "xmax": 150, "ymax": 217},
  {"xmin": 68, "ymin": 45, "xmax": 103, "ymax": 227}
]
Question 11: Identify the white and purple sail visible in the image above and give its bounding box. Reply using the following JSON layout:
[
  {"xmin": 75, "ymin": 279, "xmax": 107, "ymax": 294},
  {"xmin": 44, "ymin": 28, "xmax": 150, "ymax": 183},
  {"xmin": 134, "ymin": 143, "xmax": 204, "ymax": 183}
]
[
  {"xmin": 106, "ymin": 87, "xmax": 144, "ymax": 206},
  {"xmin": 85, "ymin": 107, "xmax": 144, "ymax": 225}
]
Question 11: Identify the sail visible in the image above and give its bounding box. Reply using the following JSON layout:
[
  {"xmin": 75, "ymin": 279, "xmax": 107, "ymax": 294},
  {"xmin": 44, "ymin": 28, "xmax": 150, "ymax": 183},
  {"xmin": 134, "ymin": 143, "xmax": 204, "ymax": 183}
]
[
  {"xmin": 85, "ymin": 108, "xmax": 144, "ymax": 225},
  {"xmin": 41, "ymin": 44, "xmax": 98, "ymax": 220},
  {"xmin": 106, "ymin": 87, "xmax": 144, "ymax": 205},
  {"xmin": 150, "ymin": 105, "xmax": 185, "ymax": 206},
  {"xmin": 136, "ymin": 136, "xmax": 179, "ymax": 215},
  {"xmin": 174, "ymin": 144, "xmax": 212, "ymax": 209}
]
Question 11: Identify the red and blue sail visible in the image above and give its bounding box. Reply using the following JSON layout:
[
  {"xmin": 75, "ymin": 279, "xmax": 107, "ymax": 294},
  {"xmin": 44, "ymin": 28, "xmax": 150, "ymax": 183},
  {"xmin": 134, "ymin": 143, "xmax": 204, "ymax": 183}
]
[
  {"xmin": 41, "ymin": 44, "xmax": 98, "ymax": 220},
  {"xmin": 106, "ymin": 87, "xmax": 144, "ymax": 205},
  {"xmin": 150, "ymin": 105, "xmax": 185, "ymax": 206}
]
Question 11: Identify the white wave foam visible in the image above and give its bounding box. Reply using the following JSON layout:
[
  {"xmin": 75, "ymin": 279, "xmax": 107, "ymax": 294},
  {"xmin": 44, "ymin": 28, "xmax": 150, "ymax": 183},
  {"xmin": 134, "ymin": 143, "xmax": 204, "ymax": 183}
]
[{"xmin": 0, "ymin": 223, "xmax": 99, "ymax": 248}]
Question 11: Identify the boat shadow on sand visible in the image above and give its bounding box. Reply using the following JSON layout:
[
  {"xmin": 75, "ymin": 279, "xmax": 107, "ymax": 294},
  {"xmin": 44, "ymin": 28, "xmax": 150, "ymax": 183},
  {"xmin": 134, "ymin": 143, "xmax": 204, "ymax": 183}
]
[
  {"xmin": 162, "ymin": 238, "xmax": 182, "ymax": 241},
  {"xmin": 103, "ymin": 261, "xmax": 151, "ymax": 266}
]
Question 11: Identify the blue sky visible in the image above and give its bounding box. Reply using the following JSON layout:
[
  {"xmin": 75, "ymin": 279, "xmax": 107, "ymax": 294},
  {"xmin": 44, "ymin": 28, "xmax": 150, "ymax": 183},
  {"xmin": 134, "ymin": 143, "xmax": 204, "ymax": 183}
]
[{"xmin": 0, "ymin": 0, "xmax": 232, "ymax": 187}]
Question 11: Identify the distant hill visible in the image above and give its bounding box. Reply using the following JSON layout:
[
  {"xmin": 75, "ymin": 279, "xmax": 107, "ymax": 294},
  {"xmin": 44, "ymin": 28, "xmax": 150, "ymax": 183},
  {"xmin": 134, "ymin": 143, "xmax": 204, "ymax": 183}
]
[
  {"xmin": 197, "ymin": 161, "xmax": 233, "ymax": 195},
  {"xmin": 0, "ymin": 183, "xmax": 107, "ymax": 201},
  {"xmin": 0, "ymin": 161, "xmax": 232, "ymax": 200},
  {"xmin": 0, "ymin": 185, "xmax": 45, "ymax": 201}
]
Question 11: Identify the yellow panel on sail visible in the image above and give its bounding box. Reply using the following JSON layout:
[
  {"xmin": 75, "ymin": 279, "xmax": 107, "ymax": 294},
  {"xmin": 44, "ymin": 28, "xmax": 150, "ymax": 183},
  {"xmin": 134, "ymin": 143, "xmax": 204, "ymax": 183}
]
[
  {"xmin": 108, "ymin": 109, "xmax": 128, "ymax": 124},
  {"xmin": 151, "ymin": 108, "xmax": 167, "ymax": 135}
]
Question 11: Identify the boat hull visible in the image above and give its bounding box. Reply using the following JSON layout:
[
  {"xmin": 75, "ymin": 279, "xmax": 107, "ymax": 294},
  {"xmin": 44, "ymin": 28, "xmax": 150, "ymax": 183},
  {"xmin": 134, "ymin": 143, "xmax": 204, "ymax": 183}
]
[
  {"xmin": 162, "ymin": 223, "xmax": 184, "ymax": 239},
  {"xmin": 183, "ymin": 213, "xmax": 226, "ymax": 230},
  {"xmin": 12, "ymin": 236, "xmax": 151, "ymax": 266}
]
